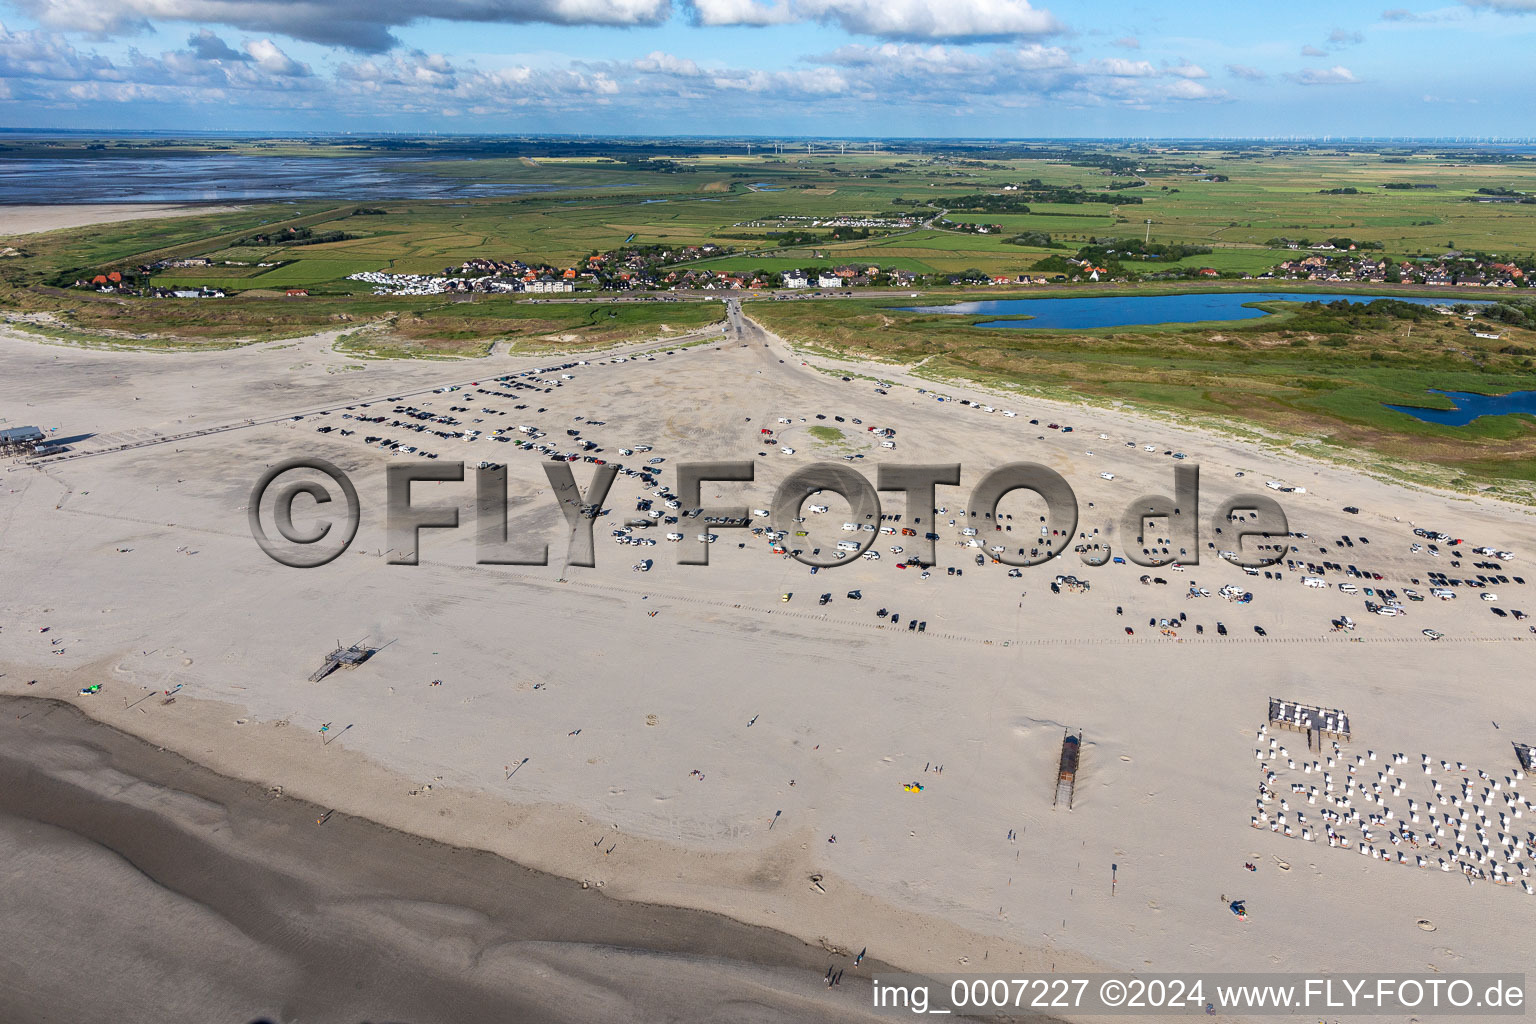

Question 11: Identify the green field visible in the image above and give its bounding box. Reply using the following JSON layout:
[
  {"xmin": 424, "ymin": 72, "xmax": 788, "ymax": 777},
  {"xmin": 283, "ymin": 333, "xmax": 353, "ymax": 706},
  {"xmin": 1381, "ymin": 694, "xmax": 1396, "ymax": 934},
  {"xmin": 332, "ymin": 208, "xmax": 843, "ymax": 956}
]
[
  {"xmin": 747, "ymin": 293, "xmax": 1536, "ymax": 494},
  {"xmin": 12, "ymin": 144, "xmax": 1536, "ymax": 300},
  {"xmin": 5, "ymin": 138, "xmax": 1536, "ymax": 490}
]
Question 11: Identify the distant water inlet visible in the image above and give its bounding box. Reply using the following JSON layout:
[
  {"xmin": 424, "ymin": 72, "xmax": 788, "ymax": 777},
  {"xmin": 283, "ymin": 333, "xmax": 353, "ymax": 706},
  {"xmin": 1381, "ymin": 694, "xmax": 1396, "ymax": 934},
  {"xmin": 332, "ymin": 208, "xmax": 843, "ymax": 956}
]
[
  {"xmin": 897, "ymin": 292, "xmax": 1489, "ymax": 330},
  {"xmin": 0, "ymin": 154, "xmax": 564, "ymax": 203},
  {"xmin": 1385, "ymin": 389, "xmax": 1536, "ymax": 426}
]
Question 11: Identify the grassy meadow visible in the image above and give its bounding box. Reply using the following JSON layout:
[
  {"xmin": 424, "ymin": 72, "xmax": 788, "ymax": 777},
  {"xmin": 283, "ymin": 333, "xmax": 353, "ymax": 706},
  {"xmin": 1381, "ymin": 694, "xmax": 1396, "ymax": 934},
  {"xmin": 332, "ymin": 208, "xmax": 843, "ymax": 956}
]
[{"xmin": 4, "ymin": 139, "xmax": 1536, "ymax": 487}]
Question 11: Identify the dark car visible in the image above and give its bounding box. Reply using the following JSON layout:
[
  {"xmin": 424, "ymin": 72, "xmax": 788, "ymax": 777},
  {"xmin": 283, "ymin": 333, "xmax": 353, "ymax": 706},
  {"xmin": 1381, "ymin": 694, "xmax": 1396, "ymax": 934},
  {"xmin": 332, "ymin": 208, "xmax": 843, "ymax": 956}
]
[
  {"xmin": 1343, "ymin": 506, "xmax": 1360, "ymax": 514},
  {"xmin": 1217, "ymin": 622, "xmax": 1228, "ymax": 635},
  {"xmin": 819, "ymin": 593, "xmax": 832, "ymax": 605},
  {"xmin": 1254, "ymin": 625, "xmax": 1267, "ymax": 636},
  {"xmin": 846, "ymin": 590, "xmax": 862, "ymax": 600}
]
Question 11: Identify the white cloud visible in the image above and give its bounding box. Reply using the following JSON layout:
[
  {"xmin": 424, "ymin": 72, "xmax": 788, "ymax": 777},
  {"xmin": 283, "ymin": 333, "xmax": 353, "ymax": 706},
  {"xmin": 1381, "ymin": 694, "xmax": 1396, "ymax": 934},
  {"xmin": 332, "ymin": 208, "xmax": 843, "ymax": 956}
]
[
  {"xmin": 336, "ymin": 50, "xmax": 456, "ymax": 89},
  {"xmin": 1086, "ymin": 57, "xmax": 1158, "ymax": 77},
  {"xmin": 0, "ymin": 21, "xmax": 122, "ymax": 80},
  {"xmin": 0, "ymin": 19, "xmax": 1229, "ymax": 121},
  {"xmin": 1461, "ymin": 0, "xmax": 1536, "ymax": 9},
  {"xmin": 816, "ymin": 41, "xmax": 1221, "ymax": 106},
  {"xmin": 243, "ymin": 38, "xmax": 309, "ymax": 77},
  {"xmin": 7, "ymin": 0, "xmax": 674, "ymax": 52},
  {"xmin": 1111, "ymin": 35, "xmax": 1139, "ymax": 48},
  {"xmin": 1165, "ymin": 60, "xmax": 1208, "ymax": 78},
  {"xmin": 185, "ymin": 29, "xmax": 247, "ymax": 61},
  {"xmin": 712, "ymin": 66, "xmax": 849, "ymax": 94},
  {"xmin": 688, "ymin": 0, "xmax": 1063, "ymax": 39},
  {"xmin": 634, "ymin": 50, "xmax": 702, "ymax": 75},
  {"xmin": 1164, "ymin": 78, "xmax": 1225, "ymax": 100},
  {"xmin": 1291, "ymin": 64, "xmax": 1360, "ymax": 84},
  {"xmin": 1301, "ymin": 44, "xmax": 1328, "ymax": 56},
  {"xmin": 689, "ymin": 0, "xmax": 795, "ymax": 25},
  {"xmin": 1328, "ymin": 27, "xmax": 1364, "ymax": 43},
  {"xmin": 1225, "ymin": 63, "xmax": 1267, "ymax": 80}
]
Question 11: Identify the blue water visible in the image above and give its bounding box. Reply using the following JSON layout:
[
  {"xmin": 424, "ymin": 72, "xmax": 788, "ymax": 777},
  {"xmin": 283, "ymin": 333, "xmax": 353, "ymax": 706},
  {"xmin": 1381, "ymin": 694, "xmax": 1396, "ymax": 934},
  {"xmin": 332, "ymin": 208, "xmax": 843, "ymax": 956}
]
[
  {"xmin": 897, "ymin": 292, "xmax": 1488, "ymax": 330},
  {"xmin": 750, "ymin": 182, "xmax": 784, "ymax": 191},
  {"xmin": 0, "ymin": 154, "xmax": 568, "ymax": 203},
  {"xmin": 1386, "ymin": 390, "xmax": 1536, "ymax": 426}
]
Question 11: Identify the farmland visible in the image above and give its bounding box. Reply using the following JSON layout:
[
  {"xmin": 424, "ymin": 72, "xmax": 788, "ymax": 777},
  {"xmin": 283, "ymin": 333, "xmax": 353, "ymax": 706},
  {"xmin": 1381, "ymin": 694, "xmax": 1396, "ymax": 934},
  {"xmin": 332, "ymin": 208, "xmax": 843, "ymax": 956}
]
[
  {"xmin": 5, "ymin": 138, "xmax": 1536, "ymax": 488},
  {"xmin": 11, "ymin": 141, "xmax": 1536, "ymax": 301}
]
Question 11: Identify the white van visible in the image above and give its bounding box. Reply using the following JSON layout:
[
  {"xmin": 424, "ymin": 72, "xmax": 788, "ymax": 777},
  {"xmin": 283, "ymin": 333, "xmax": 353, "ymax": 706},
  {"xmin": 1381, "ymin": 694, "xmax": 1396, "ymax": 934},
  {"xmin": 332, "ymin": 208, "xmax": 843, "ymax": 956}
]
[
  {"xmin": 836, "ymin": 540, "xmax": 861, "ymax": 552},
  {"xmin": 752, "ymin": 508, "xmax": 771, "ymax": 518},
  {"xmin": 842, "ymin": 522, "xmax": 858, "ymax": 532},
  {"xmin": 1338, "ymin": 582, "xmax": 1358, "ymax": 593},
  {"xmin": 1100, "ymin": 472, "xmax": 1115, "ymax": 480},
  {"xmin": 809, "ymin": 504, "xmax": 829, "ymax": 514},
  {"xmin": 1302, "ymin": 576, "xmax": 1327, "ymax": 588},
  {"xmin": 880, "ymin": 440, "xmax": 896, "ymax": 449},
  {"xmin": 962, "ymin": 527, "xmax": 978, "ymax": 536}
]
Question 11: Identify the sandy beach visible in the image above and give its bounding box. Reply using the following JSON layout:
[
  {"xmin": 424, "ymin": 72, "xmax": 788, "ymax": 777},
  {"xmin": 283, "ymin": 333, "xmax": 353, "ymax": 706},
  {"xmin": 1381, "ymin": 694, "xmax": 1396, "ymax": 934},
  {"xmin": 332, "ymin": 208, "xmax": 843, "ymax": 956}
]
[
  {"xmin": 0, "ymin": 696, "xmax": 920, "ymax": 1024},
  {"xmin": 0, "ymin": 204, "xmax": 246, "ymax": 237},
  {"xmin": 1, "ymin": 307, "xmax": 1533, "ymax": 1020}
]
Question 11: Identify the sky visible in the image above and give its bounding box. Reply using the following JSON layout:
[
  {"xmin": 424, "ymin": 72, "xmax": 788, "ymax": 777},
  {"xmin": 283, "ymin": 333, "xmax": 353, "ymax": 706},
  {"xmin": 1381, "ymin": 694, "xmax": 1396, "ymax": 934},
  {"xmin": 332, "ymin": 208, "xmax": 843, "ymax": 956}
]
[{"xmin": 0, "ymin": 1, "xmax": 1532, "ymax": 137}]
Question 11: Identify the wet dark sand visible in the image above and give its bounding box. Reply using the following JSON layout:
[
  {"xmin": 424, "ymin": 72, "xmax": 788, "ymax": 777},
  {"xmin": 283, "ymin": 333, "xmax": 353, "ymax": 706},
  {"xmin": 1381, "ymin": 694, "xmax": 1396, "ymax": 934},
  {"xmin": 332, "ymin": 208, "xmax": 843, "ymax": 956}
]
[{"xmin": 0, "ymin": 696, "xmax": 924, "ymax": 1024}]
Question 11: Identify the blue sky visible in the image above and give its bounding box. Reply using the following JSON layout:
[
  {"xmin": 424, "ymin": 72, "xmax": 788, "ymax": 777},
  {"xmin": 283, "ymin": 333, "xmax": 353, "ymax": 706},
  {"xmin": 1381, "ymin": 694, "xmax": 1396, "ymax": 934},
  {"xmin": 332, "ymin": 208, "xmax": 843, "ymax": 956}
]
[{"xmin": 0, "ymin": 1, "xmax": 1531, "ymax": 136}]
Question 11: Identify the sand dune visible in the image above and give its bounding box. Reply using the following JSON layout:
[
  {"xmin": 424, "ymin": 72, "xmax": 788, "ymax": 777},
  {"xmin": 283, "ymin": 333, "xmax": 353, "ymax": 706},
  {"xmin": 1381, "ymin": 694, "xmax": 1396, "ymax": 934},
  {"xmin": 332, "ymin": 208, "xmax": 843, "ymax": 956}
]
[{"xmin": 0, "ymin": 203, "xmax": 246, "ymax": 236}]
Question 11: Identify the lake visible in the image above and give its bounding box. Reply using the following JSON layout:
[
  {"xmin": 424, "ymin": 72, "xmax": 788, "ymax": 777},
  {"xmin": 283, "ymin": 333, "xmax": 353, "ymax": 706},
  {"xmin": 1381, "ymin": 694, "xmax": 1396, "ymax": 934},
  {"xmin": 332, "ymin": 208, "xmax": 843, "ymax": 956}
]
[
  {"xmin": 897, "ymin": 292, "xmax": 1487, "ymax": 330},
  {"xmin": 0, "ymin": 154, "xmax": 558, "ymax": 204},
  {"xmin": 1385, "ymin": 390, "xmax": 1536, "ymax": 426}
]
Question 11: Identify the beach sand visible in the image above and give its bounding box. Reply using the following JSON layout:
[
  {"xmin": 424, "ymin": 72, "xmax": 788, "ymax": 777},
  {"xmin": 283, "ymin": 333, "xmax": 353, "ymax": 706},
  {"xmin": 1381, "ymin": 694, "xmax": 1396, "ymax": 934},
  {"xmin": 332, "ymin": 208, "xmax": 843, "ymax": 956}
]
[
  {"xmin": 0, "ymin": 696, "xmax": 918, "ymax": 1024},
  {"xmin": 0, "ymin": 308, "xmax": 1532, "ymax": 1020},
  {"xmin": 0, "ymin": 203, "xmax": 246, "ymax": 237}
]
